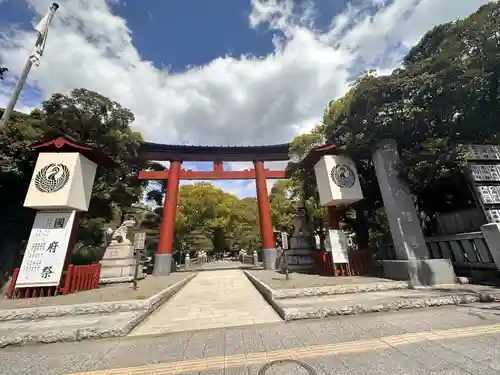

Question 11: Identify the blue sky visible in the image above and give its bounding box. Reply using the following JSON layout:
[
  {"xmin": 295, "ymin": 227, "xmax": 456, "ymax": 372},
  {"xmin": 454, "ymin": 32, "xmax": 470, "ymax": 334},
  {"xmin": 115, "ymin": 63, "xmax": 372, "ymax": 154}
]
[{"xmin": 0, "ymin": 0, "xmax": 490, "ymax": 198}]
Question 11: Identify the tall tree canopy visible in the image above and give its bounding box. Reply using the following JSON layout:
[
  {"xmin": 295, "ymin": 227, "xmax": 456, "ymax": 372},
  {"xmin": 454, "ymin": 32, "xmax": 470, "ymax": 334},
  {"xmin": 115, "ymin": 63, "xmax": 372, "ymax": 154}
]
[
  {"xmin": 0, "ymin": 89, "xmax": 147, "ymax": 278},
  {"xmin": 143, "ymin": 182, "xmax": 261, "ymax": 260},
  {"xmin": 288, "ymin": 2, "xmax": 500, "ymax": 247}
]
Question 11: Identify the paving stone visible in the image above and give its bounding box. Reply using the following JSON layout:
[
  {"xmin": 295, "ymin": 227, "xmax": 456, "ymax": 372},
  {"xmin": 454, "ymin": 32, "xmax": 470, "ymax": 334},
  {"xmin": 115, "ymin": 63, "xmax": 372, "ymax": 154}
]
[
  {"xmin": 338, "ymin": 347, "xmax": 434, "ymax": 375},
  {"xmin": 258, "ymin": 325, "xmax": 285, "ymax": 352},
  {"xmin": 241, "ymin": 325, "xmax": 266, "ymax": 353},
  {"xmin": 199, "ymin": 369, "xmax": 225, "ymax": 375},
  {"xmin": 287, "ymin": 322, "xmax": 320, "ymax": 346},
  {"xmin": 10, "ymin": 303, "xmax": 500, "ymax": 375},
  {"xmin": 225, "ymin": 327, "xmax": 246, "ymax": 356},
  {"xmin": 439, "ymin": 335, "xmax": 500, "ymax": 370},
  {"xmin": 273, "ymin": 324, "xmax": 304, "ymax": 349},
  {"xmin": 183, "ymin": 332, "xmax": 209, "ymax": 360},
  {"xmin": 129, "ymin": 270, "xmax": 281, "ymax": 336},
  {"xmin": 224, "ymin": 365, "xmax": 251, "ymax": 375},
  {"xmin": 313, "ymin": 355, "xmax": 356, "ymax": 375},
  {"xmin": 203, "ymin": 330, "xmax": 226, "ymax": 358}
]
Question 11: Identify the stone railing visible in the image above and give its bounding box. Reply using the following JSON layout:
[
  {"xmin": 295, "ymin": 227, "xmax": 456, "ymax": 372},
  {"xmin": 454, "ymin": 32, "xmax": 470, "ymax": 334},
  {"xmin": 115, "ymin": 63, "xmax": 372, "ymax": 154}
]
[
  {"xmin": 380, "ymin": 224, "xmax": 500, "ymax": 282},
  {"xmin": 425, "ymin": 232, "xmax": 493, "ymax": 266},
  {"xmin": 425, "ymin": 231, "xmax": 498, "ymax": 281}
]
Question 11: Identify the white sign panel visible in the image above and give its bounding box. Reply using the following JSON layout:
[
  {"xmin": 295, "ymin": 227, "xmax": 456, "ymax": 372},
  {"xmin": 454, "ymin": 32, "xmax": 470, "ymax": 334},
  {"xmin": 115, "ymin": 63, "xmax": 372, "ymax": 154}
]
[
  {"xmin": 24, "ymin": 152, "xmax": 97, "ymax": 211},
  {"xmin": 325, "ymin": 229, "xmax": 349, "ymax": 263},
  {"xmin": 134, "ymin": 232, "xmax": 146, "ymax": 250},
  {"xmin": 17, "ymin": 211, "xmax": 76, "ymax": 288},
  {"xmin": 280, "ymin": 232, "xmax": 289, "ymax": 250},
  {"xmin": 314, "ymin": 155, "xmax": 363, "ymax": 206}
]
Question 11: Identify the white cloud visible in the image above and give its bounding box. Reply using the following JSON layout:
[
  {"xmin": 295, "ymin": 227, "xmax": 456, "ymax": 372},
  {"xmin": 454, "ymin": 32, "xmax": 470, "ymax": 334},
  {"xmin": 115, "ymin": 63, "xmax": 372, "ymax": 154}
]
[{"xmin": 0, "ymin": 0, "xmax": 491, "ymax": 196}]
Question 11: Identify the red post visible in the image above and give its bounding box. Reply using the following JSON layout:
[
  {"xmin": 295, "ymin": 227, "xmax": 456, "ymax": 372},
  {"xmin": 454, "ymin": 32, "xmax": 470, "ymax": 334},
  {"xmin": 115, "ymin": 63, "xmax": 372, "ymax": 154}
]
[
  {"xmin": 326, "ymin": 206, "xmax": 341, "ymax": 229},
  {"xmin": 254, "ymin": 160, "xmax": 275, "ymax": 250},
  {"xmin": 157, "ymin": 160, "xmax": 181, "ymax": 255},
  {"xmin": 6, "ymin": 268, "xmax": 19, "ymax": 299},
  {"xmin": 61, "ymin": 264, "xmax": 73, "ymax": 295}
]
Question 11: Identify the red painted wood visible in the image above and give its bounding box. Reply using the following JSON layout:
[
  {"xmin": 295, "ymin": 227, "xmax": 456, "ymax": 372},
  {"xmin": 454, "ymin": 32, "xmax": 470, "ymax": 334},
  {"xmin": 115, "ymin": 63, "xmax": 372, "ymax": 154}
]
[
  {"xmin": 255, "ymin": 161, "xmax": 275, "ymax": 250},
  {"xmin": 157, "ymin": 160, "xmax": 181, "ymax": 255},
  {"xmin": 71, "ymin": 265, "xmax": 78, "ymax": 293},
  {"xmin": 6, "ymin": 268, "xmax": 19, "ymax": 299},
  {"xmin": 61, "ymin": 265, "xmax": 73, "ymax": 295},
  {"xmin": 138, "ymin": 168, "xmax": 286, "ymax": 180}
]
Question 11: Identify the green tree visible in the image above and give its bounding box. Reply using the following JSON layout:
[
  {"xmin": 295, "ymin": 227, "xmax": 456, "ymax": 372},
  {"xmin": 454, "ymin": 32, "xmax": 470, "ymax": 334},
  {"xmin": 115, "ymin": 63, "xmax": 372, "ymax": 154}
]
[
  {"xmin": 0, "ymin": 89, "xmax": 148, "ymax": 282},
  {"xmin": 318, "ymin": 2, "xmax": 500, "ymax": 245},
  {"xmin": 144, "ymin": 182, "xmax": 262, "ymax": 258}
]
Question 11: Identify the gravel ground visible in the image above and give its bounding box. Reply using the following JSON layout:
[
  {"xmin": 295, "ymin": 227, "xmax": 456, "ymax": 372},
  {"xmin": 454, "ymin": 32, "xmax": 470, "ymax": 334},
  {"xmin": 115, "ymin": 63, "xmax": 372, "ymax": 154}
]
[
  {"xmin": 0, "ymin": 273, "xmax": 190, "ymax": 310},
  {"xmin": 247, "ymin": 270, "xmax": 394, "ymax": 289}
]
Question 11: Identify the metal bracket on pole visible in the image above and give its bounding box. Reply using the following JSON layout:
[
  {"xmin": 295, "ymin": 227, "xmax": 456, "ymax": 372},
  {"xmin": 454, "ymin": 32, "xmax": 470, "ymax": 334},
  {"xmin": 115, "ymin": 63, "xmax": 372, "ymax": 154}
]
[{"xmin": 0, "ymin": 3, "xmax": 59, "ymax": 130}]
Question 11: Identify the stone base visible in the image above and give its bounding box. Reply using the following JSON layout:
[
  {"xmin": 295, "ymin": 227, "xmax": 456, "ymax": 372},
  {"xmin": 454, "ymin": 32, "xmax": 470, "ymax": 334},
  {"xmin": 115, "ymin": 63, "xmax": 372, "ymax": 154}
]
[
  {"xmin": 383, "ymin": 259, "xmax": 457, "ymax": 287},
  {"xmin": 277, "ymin": 248, "xmax": 315, "ymax": 273},
  {"xmin": 99, "ymin": 243, "xmax": 144, "ymax": 283},
  {"xmin": 153, "ymin": 253, "xmax": 172, "ymax": 276},
  {"xmin": 262, "ymin": 248, "xmax": 277, "ymax": 270},
  {"xmin": 99, "ymin": 276, "xmax": 135, "ymax": 284}
]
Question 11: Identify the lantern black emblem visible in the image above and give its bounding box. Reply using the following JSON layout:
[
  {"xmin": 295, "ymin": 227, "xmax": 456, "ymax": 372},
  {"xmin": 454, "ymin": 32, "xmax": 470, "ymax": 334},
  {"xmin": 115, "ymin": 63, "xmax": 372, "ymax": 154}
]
[
  {"xmin": 34, "ymin": 163, "xmax": 70, "ymax": 193},
  {"xmin": 330, "ymin": 164, "xmax": 356, "ymax": 188}
]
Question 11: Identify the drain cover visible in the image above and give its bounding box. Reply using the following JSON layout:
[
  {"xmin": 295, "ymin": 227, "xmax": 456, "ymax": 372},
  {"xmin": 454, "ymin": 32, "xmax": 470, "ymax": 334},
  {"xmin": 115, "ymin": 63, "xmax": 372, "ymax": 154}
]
[{"xmin": 258, "ymin": 359, "xmax": 318, "ymax": 375}]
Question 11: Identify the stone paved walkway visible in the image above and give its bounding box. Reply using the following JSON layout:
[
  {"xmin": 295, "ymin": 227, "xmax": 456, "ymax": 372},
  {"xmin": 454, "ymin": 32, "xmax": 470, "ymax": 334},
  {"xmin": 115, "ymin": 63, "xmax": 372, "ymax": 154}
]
[
  {"xmin": 6, "ymin": 304, "xmax": 500, "ymax": 375},
  {"xmin": 129, "ymin": 269, "xmax": 282, "ymax": 336}
]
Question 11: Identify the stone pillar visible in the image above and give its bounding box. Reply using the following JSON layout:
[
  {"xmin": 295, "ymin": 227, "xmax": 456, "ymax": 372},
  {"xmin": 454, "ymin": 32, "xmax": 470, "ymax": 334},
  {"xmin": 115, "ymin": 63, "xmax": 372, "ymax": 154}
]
[
  {"xmin": 253, "ymin": 250, "xmax": 258, "ymax": 265},
  {"xmin": 254, "ymin": 160, "xmax": 277, "ymax": 269},
  {"xmin": 480, "ymin": 223, "xmax": 500, "ymax": 270},
  {"xmin": 154, "ymin": 160, "xmax": 181, "ymax": 276},
  {"xmin": 373, "ymin": 139, "xmax": 456, "ymax": 286}
]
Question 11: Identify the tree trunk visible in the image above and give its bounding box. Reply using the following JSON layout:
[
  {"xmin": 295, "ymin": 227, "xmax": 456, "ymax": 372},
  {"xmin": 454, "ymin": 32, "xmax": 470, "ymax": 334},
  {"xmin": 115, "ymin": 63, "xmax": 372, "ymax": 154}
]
[{"xmin": 355, "ymin": 204, "xmax": 370, "ymax": 249}]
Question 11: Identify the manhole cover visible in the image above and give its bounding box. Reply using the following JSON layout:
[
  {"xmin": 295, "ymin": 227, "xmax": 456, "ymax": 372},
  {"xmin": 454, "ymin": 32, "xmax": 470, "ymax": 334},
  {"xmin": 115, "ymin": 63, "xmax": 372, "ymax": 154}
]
[{"xmin": 258, "ymin": 359, "xmax": 317, "ymax": 375}]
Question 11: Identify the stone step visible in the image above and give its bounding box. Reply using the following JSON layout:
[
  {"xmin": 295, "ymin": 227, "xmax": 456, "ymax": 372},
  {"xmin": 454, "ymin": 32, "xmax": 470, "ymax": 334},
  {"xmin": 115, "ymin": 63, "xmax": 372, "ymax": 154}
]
[
  {"xmin": 0, "ymin": 310, "xmax": 144, "ymax": 347},
  {"xmin": 272, "ymin": 280, "xmax": 411, "ymax": 299},
  {"xmin": 275, "ymin": 286, "xmax": 500, "ymax": 320}
]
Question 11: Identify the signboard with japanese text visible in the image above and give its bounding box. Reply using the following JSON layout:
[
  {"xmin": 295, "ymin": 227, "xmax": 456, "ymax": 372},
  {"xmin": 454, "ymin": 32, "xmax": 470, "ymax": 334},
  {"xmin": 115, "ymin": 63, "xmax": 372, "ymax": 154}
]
[
  {"xmin": 324, "ymin": 229, "xmax": 349, "ymax": 263},
  {"xmin": 134, "ymin": 232, "xmax": 146, "ymax": 250},
  {"xmin": 16, "ymin": 211, "xmax": 76, "ymax": 288}
]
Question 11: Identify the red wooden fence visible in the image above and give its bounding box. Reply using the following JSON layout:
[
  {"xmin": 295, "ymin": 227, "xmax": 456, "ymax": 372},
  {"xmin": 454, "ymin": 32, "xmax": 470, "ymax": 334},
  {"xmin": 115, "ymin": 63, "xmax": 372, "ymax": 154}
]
[
  {"xmin": 313, "ymin": 248, "xmax": 373, "ymax": 277},
  {"xmin": 6, "ymin": 264, "xmax": 101, "ymax": 299}
]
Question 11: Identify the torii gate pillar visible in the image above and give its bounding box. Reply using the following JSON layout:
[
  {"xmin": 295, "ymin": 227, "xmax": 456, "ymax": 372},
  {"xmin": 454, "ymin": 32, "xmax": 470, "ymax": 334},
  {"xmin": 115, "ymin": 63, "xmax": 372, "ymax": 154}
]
[{"xmin": 254, "ymin": 160, "xmax": 277, "ymax": 269}]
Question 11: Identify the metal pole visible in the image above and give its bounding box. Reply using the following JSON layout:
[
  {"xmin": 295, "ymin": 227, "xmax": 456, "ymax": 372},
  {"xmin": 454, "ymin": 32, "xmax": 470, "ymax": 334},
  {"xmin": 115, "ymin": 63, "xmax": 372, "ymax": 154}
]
[
  {"xmin": 0, "ymin": 59, "xmax": 34, "ymax": 129},
  {"xmin": 133, "ymin": 249, "xmax": 140, "ymax": 290},
  {"xmin": 0, "ymin": 3, "xmax": 59, "ymax": 130}
]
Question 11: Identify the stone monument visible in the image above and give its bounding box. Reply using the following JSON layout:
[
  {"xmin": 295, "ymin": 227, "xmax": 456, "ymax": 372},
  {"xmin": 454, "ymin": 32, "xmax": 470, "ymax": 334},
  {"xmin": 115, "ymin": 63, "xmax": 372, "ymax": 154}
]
[
  {"xmin": 277, "ymin": 215, "xmax": 316, "ymax": 272},
  {"xmin": 372, "ymin": 139, "xmax": 456, "ymax": 286},
  {"xmin": 99, "ymin": 218, "xmax": 145, "ymax": 283}
]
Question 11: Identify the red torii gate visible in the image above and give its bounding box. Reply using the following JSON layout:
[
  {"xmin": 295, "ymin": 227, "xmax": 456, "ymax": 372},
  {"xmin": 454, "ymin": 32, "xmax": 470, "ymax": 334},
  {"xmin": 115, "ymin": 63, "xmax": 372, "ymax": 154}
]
[{"xmin": 138, "ymin": 142, "xmax": 290, "ymax": 275}]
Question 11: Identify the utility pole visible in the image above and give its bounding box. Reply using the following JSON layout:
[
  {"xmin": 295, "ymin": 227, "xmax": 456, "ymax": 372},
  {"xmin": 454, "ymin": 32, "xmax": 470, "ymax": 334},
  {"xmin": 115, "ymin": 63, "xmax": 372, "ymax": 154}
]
[{"xmin": 0, "ymin": 3, "xmax": 59, "ymax": 130}]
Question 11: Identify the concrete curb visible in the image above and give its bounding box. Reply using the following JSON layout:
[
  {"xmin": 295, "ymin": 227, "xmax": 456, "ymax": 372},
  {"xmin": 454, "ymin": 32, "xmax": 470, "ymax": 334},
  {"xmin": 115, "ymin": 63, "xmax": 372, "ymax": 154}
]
[
  {"xmin": 0, "ymin": 273, "xmax": 196, "ymax": 321},
  {"xmin": 272, "ymin": 281, "xmax": 411, "ymax": 299},
  {"xmin": 245, "ymin": 271, "xmax": 500, "ymax": 321},
  {"xmin": 0, "ymin": 311, "xmax": 145, "ymax": 348},
  {"xmin": 282, "ymin": 292, "xmax": 500, "ymax": 320},
  {"xmin": 0, "ymin": 273, "xmax": 197, "ymax": 347},
  {"xmin": 244, "ymin": 271, "xmax": 411, "ymax": 299},
  {"xmin": 244, "ymin": 271, "xmax": 286, "ymax": 320}
]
